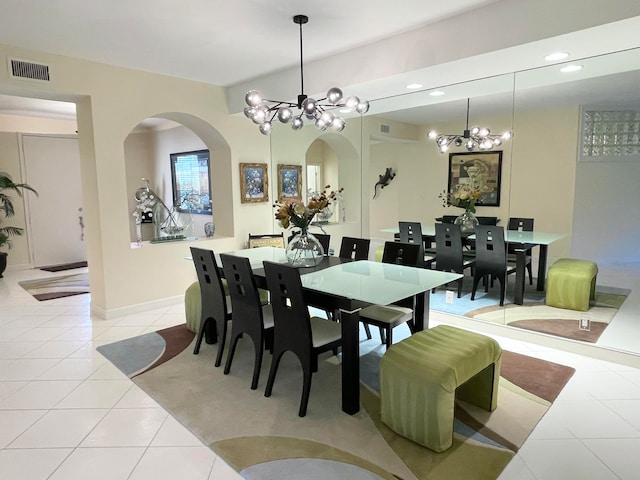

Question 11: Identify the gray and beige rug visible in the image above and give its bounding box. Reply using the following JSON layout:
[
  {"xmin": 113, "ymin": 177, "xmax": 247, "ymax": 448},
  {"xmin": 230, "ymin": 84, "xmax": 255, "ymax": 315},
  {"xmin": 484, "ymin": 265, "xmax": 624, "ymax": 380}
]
[
  {"xmin": 97, "ymin": 324, "xmax": 575, "ymax": 480},
  {"xmin": 19, "ymin": 272, "xmax": 90, "ymax": 301}
]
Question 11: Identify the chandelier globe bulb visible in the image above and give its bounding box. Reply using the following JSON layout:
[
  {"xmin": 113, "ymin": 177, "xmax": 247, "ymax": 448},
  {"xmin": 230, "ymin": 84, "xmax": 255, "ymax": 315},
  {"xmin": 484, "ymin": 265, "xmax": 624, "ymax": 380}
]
[
  {"xmin": 326, "ymin": 87, "xmax": 343, "ymax": 104},
  {"xmin": 245, "ymin": 90, "xmax": 263, "ymax": 107}
]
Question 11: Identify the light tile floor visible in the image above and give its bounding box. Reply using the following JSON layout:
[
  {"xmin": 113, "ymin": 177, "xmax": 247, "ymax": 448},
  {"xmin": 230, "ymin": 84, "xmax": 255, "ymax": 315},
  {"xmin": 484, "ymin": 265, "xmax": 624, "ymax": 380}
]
[{"xmin": 1, "ymin": 266, "xmax": 640, "ymax": 479}]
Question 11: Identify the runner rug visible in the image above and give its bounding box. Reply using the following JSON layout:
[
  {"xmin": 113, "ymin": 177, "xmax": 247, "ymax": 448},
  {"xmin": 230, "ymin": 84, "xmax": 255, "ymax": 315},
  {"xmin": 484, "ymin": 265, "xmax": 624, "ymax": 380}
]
[
  {"xmin": 39, "ymin": 261, "xmax": 88, "ymax": 272},
  {"xmin": 97, "ymin": 324, "xmax": 575, "ymax": 480},
  {"xmin": 18, "ymin": 272, "xmax": 90, "ymax": 301}
]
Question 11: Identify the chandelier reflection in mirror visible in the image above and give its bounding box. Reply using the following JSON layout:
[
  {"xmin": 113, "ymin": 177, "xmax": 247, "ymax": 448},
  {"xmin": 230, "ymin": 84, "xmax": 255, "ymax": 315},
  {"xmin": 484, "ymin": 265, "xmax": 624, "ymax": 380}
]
[
  {"xmin": 244, "ymin": 15, "xmax": 370, "ymax": 136},
  {"xmin": 427, "ymin": 99, "xmax": 512, "ymax": 153}
]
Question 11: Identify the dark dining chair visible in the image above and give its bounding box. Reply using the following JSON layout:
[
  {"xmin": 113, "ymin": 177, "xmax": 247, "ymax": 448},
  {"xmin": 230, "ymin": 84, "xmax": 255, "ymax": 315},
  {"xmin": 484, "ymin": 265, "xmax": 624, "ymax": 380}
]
[
  {"xmin": 263, "ymin": 261, "xmax": 342, "ymax": 417},
  {"xmin": 190, "ymin": 247, "xmax": 232, "ymax": 367},
  {"xmin": 471, "ymin": 225, "xmax": 517, "ymax": 306},
  {"xmin": 288, "ymin": 230, "xmax": 330, "ymax": 255},
  {"xmin": 339, "ymin": 236, "xmax": 371, "ymax": 261},
  {"xmin": 220, "ymin": 253, "xmax": 274, "ymax": 390},
  {"xmin": 336, "ymin": 236, "xmax": 373, "ymax": 338},
  {"xmin": 433, "ymin": 223, "xmax": 475, "ymax": 298},
  {"xmin": 507, "ymin": 217, "xmax": 534, "ymax": 285},
  {"xmin": 398, "ymin": 221, "xmax": 435, "ymax": 268},
  {"xmin": 358, "ymin": 241, "xmax": 419, "ymax": 348}
]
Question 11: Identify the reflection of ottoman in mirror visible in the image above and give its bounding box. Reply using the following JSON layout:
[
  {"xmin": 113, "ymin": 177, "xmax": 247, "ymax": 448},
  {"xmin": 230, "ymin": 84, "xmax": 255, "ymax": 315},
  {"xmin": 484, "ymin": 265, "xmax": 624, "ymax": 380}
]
[
  {"xmin": 380, "ymin": 325, "xmax": 502, "ymax": 453},
  {"xmin": 546, "ymin": 258, "xmax": 598, "ymax": 312}
]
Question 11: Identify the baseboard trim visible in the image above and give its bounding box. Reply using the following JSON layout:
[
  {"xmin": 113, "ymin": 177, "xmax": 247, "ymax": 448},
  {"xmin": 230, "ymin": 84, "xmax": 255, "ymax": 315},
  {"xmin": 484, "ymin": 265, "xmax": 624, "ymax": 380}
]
[{"xmin": 91, "ymin": 294, "xmax": 184, "ymax": 320}]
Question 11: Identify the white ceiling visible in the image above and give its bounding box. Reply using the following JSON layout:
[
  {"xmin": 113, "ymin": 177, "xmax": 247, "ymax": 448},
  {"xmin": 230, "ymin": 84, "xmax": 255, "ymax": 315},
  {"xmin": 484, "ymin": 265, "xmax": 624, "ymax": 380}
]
[{"xmin": 1, "ymin": 1, "xmax": 639, "ymax": 122}]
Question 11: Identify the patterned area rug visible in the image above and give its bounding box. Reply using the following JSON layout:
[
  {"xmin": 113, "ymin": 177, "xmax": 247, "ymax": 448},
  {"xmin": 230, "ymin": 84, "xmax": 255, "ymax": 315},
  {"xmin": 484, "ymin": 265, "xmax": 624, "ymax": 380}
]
[
  {"xmin": 18, "ymin": 272, "xmax": 90, "ymax": 301},
  {"xmin": 430, "ymin": 278, "xmax": 628, "ymax": 343},
  {"xmin": 97, "ymin": 324, "xmax": 575, "ymax": 480}
]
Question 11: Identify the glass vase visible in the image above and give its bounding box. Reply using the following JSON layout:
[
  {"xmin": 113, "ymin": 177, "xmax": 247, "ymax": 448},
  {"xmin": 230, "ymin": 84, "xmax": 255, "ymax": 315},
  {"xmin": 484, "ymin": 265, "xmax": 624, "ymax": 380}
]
[
  {"xmin": 454, "ymin": 210, "xmax": 479, "ymax": 233},
  {"xmin": 286, "ymin": 230, "xmax": 324, "ymax": 267}
]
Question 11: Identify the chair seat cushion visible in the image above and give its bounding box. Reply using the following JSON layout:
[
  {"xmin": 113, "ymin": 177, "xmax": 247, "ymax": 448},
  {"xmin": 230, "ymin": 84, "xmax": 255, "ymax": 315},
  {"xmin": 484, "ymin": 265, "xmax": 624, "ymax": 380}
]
[
  {"xmin": 310, "ymin": 316, "xmax": 342, "ymax": 347},
  {"xmin": 359, "ymin": 304, "xmax": 413, "ymax": 325}
]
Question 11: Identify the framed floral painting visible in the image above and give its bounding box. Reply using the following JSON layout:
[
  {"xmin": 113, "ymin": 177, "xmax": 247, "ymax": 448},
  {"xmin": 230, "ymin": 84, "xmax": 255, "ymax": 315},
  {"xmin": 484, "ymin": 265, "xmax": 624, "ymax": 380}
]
[
  {"xmin": 277, "ymin": 164, "xmax": 302, "ymax": 201},
  {"xmin": 239, "ymin": 163, "xmax": 269, "ymax": 203},
  {"xmin": 447, "ymin": 151, "xmax": 502, "ymax": 207}
]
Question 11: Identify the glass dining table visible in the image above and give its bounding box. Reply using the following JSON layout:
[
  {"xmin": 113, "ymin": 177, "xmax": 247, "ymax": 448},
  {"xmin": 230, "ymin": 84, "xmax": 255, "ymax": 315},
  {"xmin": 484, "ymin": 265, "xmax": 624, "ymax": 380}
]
[{"xmin": 214, "ymin": 246, "xmax": 461, "ymax": 415}]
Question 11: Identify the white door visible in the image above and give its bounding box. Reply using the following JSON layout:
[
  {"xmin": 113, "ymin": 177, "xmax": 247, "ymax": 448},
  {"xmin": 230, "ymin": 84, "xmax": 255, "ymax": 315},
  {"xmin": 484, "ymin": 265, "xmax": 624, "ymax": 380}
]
[{"xmin": 22, "ymin": 134, "xmax": 86, "ymax": 267}]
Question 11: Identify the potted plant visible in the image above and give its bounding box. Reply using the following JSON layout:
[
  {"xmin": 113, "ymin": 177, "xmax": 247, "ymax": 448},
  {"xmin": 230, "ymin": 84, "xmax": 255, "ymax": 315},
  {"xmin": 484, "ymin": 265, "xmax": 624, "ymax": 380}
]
[{"xmin": 0, "ymin": 171, "xmax": 38, "ymax": 277}]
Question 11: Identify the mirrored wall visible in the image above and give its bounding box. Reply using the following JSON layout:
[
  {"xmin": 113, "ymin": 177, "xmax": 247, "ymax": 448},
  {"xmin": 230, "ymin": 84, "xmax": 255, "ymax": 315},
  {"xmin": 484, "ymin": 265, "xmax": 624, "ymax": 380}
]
[
  {"xmin": 321, "ymin": 46, "xmax": 640, "ymax": 357},
  {"xmin": 267, "ymin": 47, "xmax": 640, "ymax": 358}
]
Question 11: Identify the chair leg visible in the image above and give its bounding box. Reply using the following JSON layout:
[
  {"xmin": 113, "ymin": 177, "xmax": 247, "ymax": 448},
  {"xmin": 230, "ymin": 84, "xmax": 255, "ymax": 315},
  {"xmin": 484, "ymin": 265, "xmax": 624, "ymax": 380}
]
[
  {"xmin": 264, "ymin": 350, "xmax": 284, "ymax": 398},
  {"xmin": 379, "ymin": 326, "xmax": 386, "ymax": 345},
  {"xmin": 251, "ymin": 335, "xmax": 263, "ymax": 390},
  {"xmin": 527, "ymin": 263, "xmax": 533, "ymax": 285},
  {"xmin": 223, "ymin": 332, "xmax": 241, "ymax": 375},
  {"xmin": 471, "ymin": 275, "xmax": 482, "ymax": 300},
  {"xmin": 193, "ymin": 317, "xmax": 213, "ymax": 354},
  {"xmin": 299, "ymin": 363, "xmax": 313, "ymax": 417},
  {"xmin": 213, "ymin": 319, "xmax": 227, "ymax": 367},
  {"xmin": 363, "ymin": 323, "xmax": 372, "ymax": 340},
  {"xmin": 385, "ymin": 326, "xmax": 393, "ymax": 349},
  {"xmin": 457, "ymin": 278, "xmax": 463, "ymax": 298}
]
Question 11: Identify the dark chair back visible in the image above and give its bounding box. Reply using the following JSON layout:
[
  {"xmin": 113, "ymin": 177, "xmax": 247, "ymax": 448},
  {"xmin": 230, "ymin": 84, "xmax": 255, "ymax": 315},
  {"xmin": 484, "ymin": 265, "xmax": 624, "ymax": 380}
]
[
  {"xmin": 477, "ymin": 216, "xmax": 500, "ymax": 225},
  {"xmin": 220, "ymin": 253, "xmax": 263, "ymax": 330},
  {"xmin": 289, "ymin": 230, "xmax": 330, "ymax": 255},
  {"xmin": 248, "ymin": 233, "xmax": 285, "ymax": 248},
  {"xmin": 434, "ymin": 223, "xmax": 465, "ymax": 272},
  {"xmin": 471, "ymin": 225, "xmax": 516, "ymax": 306},
  {"xmin": 220, "ymin": 253, "xmax": 272, "ymax": 389},
  {"xmin": 474, "ymin": 225, "xmax": 507, "ymax": 271},
  {"xmin": 339, "ymin": 236, "xmax": 370, "ymax": 260},
  {"xmin": 507, "ymin": 217, "xmax": 534, "ymax": 284},
  {"xmin": 263, "ymin": 261, "xmax": 313, "ymax": 355},
  {"xmin": 263, "ymin": 260, "xmax": 342, "ymax": 417},
  {"xmin": 381, "ymin": 241, "xmax": 420, "ymax": 266},
  {"xmin": 436, "ymin": 215, "xmax": 458, "ymax": 224},
  {"xmin": 190, "ymin": 247, "xmax": 230, "ymax": 366},
  {"xmin": 508, "ymin": 217, "xmax": 534, "ymax": 232}
]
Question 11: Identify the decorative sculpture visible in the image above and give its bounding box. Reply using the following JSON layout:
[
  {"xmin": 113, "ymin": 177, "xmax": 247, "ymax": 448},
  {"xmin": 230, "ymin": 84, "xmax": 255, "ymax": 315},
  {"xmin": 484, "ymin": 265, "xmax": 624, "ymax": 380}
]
[{"xmin": 373, "ymin": 167, "xmax": 396, "ymax": 199}]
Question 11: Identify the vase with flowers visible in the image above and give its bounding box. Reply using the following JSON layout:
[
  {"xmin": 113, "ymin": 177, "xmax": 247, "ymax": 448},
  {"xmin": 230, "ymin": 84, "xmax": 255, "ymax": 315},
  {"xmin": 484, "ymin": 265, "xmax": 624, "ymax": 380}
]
[
  {"xmin": 438, "ymin": 169, "xmax": 487, "ymax": 233},
  {"xmin": 274, "ymin": 186, "xmax": 340, "ymax": 267}
]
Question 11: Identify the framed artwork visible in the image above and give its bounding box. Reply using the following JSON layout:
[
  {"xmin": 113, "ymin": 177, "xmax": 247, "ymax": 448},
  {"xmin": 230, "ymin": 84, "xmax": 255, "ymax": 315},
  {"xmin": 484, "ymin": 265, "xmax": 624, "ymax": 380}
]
[
  {"xmin": 239, "ymin": 163, "xmax": 269, "ymax": 203},
  {"xmin": 447, "ymin": 151, "xmax": 502, "ymax": 207},
  {"xmin": 277, "ymin": 164, "xmax": 303, "ymax": 201},
  {"xmin": 170, "ymin": 149, "xmax": 212, "ymax": 215}
]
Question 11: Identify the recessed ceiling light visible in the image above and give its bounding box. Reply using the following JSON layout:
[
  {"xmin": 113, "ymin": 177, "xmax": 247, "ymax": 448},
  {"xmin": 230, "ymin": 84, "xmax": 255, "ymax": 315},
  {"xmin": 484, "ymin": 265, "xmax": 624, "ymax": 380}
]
[
  {"xmin": 429, "ymin": 90, "xmax": 445, "ymax": 97},
  {"xmin": 560, "ymin": 64, "xmax": 583, "ymax": 73},
  {"xmin": 544, "ymin": 51, "xmax": 569, "ymax": 61},
  {"xmin": 406, "ymin": 83, "xmax": 423, "ymax": 89}
]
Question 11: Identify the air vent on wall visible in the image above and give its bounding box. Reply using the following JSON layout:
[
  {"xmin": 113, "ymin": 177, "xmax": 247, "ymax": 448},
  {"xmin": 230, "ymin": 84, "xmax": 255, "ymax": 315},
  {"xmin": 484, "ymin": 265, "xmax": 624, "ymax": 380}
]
[
  {"xmin": 380, "ymin": 124, "xmax": 390, "ymax": 134},
  {"xmin": 8, "ymin": 58, "xmax": 51, "ymax": 82}
]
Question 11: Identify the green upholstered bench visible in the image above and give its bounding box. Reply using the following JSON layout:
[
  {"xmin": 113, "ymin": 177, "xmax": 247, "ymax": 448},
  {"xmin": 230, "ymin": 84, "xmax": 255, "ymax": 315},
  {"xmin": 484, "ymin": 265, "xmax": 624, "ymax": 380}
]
[
  {"xmin": 185, "ymin": 281, "xmax": 202, "ymax": 333},
  {"xmin": 545, "ymin": 258, "xmax": 598, "ymax": 312},
  {"xmin": 184, "ymin": 279, "xmax": 269, "ymax": 334},
  {"xmin": 380, "ymin": 325, "xmax": 502, "ymax": 453}
]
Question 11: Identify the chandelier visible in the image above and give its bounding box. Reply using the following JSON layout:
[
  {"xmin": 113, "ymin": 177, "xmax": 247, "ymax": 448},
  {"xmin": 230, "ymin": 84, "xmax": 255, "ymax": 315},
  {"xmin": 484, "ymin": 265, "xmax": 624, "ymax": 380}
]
[
  {"xmin": 427, "ymin": 99, "xmax": 512, "ymax": 153},
  {"xmin": 243, "ymin": 15, "xmax": 370, "ymax": 136}
]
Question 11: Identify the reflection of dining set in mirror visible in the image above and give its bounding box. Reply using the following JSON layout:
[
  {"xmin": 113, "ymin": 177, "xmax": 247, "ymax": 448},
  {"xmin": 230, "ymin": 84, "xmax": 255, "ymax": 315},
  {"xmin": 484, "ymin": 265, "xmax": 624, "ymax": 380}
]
[{"xmin": 381, "ymin": 219, "xmax": 565, "ymax": 306}]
